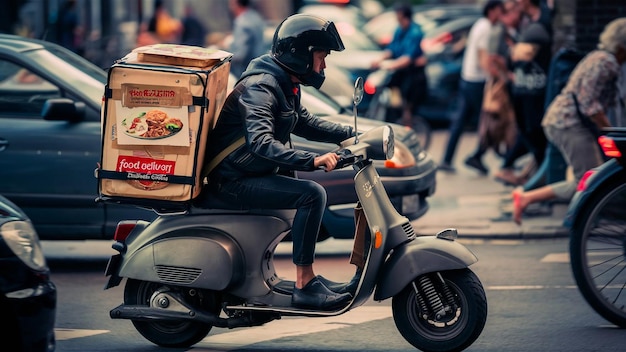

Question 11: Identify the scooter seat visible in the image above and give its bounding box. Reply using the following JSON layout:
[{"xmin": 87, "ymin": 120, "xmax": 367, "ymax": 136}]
[{"xmin": 191, "ymin": 188, "xmax": 296, "ymax": 221}]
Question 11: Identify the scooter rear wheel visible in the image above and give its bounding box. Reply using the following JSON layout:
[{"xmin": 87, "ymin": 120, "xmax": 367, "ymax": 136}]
[
  {"xmin": 392, "ymin": 269, "xmax": 487, "ymax": 352},
  {"xmin": 569, "ymin": 174, "xmax": 626, "ymax": 328},
  {"xmin": 124, "ymin": 279, "xmax": 221, "ymax": 348}
]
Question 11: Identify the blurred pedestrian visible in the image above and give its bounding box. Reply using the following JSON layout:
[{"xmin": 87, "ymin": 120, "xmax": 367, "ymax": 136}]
[
  {"xmin": 370, "ymin": 2, "xmax": 428, "ymax": 128},
  {"xmin": 511, "ymin": 17, "xmax": 626, "ymax": 225},
  {"xmin": 180, "ymin": 3, "xmax": 208, "ymax": 47},
  {"xmin": 148, "ymin": 0, "xmax": 182, "ymax": 44},
  {"xmin": 136, "ymin": 21, "xmax": 160, "ymax": 47},
  {"xmin": 228, "ymin": 0, "xmax": 267, "ymax": 78},
  {"xmin": 493, "ymin": 0, "xmax": 553, "ymax": 185},
  {"xmin": 464, "ymin": 0, "xmax": 522, "ymax": 174},
  {"xmin": 58, "ymin": 0, "xmax": 83, "ymax": 54},
  {"xmin": 438, "ymin": 0, "xmax": 504, "ymax": 173}
]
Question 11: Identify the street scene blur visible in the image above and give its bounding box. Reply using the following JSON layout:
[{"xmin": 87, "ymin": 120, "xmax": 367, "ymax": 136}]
[{"xmin": 1, "ymin": 0, "xmax": 626, "ymax": 351}]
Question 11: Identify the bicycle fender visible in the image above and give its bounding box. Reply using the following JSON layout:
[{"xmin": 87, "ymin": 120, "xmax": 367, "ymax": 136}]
[
  {"xmin": 373, "ymin": 236, "xmax": 478, "ymax": 301},
  {"xmin": 564, "ymin": 159, "xmax": 623, "ymax": 228}
]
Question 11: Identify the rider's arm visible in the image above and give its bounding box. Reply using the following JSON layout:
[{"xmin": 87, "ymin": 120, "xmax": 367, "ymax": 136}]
[
  {"xmin": 293, "ymin": 105, "xmax": 354, "ymax": 144},
  {"xmin": 314, "ymin": 152, "xmax": 341, "ymax": 171},
  {"xmin": 371, "ymin": 49, "xmax": 393, "ymax": 69},
  {"xmin": 240, "ymin": 81, "xmax": 319, "ymax": 171},
  {"xmin": 380, "ymin": 55, "xmax": 412, "ymax": 71}
]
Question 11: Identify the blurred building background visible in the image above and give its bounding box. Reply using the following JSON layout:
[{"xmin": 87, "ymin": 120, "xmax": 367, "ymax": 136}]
[{"xmin": 0, "ymin": 0, "xmax": 624, "ymax": 69}]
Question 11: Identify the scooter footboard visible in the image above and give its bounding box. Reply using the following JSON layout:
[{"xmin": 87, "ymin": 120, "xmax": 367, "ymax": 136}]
[{"xmin": 373, "ymin": 236, "xmax": 478, "ymax": 300}]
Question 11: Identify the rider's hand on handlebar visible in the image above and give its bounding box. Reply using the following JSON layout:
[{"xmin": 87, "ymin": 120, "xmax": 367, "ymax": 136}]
[
  {"xmin": 378, "ymin": 60, "xmax": 395, "ymax": 70},
  {"xmin": 314, "ymin": 152, "xmax": 340, "ymax": 172}
]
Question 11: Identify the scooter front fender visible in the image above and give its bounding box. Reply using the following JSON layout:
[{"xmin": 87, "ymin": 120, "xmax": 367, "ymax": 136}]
[{"xmin": 373, "ymin": 235, "xmax": 478, "ymax": 300}]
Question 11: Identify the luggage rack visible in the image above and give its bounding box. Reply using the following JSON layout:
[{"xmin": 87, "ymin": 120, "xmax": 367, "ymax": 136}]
[{"xmin": 96, "ymin": 195, "xmax": 190, "ymax": 216}]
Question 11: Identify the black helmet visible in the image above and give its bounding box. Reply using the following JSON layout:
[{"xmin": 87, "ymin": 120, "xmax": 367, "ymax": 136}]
[{"xmin": 271, "ymin": 14, "xmax": 345, "ymax": 89}]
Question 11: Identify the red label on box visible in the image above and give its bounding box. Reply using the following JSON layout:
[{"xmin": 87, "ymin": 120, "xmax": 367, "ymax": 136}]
[
  {"xmin": 117, "ymin": 155, "xmax": 176, "ymax": 174},
  {"xmin": 116, "ymin": 155, "xmax": 177, "ymax": 190}
]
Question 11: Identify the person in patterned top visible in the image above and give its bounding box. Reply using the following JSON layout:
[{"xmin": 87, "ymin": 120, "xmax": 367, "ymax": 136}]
[{"xmin": 511, "ymin": 17, "xmax": 626, "ymax": 225}]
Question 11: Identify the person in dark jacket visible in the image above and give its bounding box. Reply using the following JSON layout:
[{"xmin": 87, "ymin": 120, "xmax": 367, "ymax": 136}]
[
  {"xmin": 180, "ymin": 3, "xmax": 207, "ymax": 46},
  {"xmin": 201, "ymin": 14, "xmax": 355, "ymax": 310}
]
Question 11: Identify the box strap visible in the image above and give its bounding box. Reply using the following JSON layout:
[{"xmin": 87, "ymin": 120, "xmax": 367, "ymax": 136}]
[
  {"xmin": 202, "ymin": 136, "xmax": 245, "ymax": 179},
  {"xmin": 192, "ymin": 95, "xmax": 209, "ymax": 108},
  {"xmin": 98, "ymin": 170, "xmax": 194, "ymax": 185}
]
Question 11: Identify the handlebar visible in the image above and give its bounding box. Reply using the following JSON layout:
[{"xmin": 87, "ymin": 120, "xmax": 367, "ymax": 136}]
[
  {"xmin": 317, "ymin": 125, "xmax": 394, "ymax": 171},
  {"xmin": 317, "ymin": 150, "xmax": 359, "ymax": 172},
  {"xmin": 335, "ymin": 150, "xmax": 359, "ymax": 170}
]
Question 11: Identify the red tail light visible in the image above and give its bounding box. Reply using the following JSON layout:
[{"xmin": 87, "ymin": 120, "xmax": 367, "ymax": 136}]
[
  {"xmin": 576, "ymin": 170, "xmax": 595, "ymax": 192},
  {"xmin": 114, "ymin": 221, "xmax": 138, "ymax": 242},
  {"xmin": 598, "ymin": 135, "xmax": 621, "ymax": 158},
  {"xmin": 364, "ymin": 79, "xmax": 376, "ymax": 95},
  {"xmin": 421, "ymin": 32, "xmax": 453, "ymax": 52}
]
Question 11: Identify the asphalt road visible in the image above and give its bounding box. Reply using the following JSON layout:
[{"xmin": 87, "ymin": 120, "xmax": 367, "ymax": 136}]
[{"xmin": 44, "ymin": 238, "xmax": 624, "ymax": 352}]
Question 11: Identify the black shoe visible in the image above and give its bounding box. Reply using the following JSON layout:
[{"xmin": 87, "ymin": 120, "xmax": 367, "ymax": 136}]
[
  {"xmin": 316, "ymin": 274, "xmax": 360, "ymax": 295},
  {"xmin": 464, "ymin": 156, "xmax": 488, "ymax": 175},
  {"xmin": 292, "ymin": 277, "xmax": 352, "ymax": 310},
  {"xmin": 438, "ymin": 162, "xmax": 456, "ymax": 173}
]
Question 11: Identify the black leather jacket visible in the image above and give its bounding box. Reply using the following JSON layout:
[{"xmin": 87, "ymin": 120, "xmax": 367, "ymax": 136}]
[{"xmin": 203, "ymin": 54, "xmax": 354, "ymax": 179}]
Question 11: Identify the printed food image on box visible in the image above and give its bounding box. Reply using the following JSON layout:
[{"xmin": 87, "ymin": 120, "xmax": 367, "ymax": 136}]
[
  {"xmin": 115, "ymin": 83, "xmax": 190, "ymax": 147},
  {"xmin": 117, "ymin": 105, "xmax": 190, "ymax": 146}
]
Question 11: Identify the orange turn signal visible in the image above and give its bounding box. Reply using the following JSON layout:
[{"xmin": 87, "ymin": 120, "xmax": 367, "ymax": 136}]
[{"xmin": 374, "ymin": 230, "xmax": 383, "ymax": 249}]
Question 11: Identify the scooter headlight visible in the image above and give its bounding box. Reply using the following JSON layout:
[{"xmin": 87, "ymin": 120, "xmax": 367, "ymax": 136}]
[
  {"xmin": 383, "ymin": 125, "xmax": 394, "ymax": 160},
  {"xmin": 384, "ymin": 141, "xmax": 416, "ymax": 168}
]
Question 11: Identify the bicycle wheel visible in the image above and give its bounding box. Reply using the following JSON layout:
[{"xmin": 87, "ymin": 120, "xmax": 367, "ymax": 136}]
[{"xmin": 569, "ymin": 173, "xmax": 626, "ymax": 327}]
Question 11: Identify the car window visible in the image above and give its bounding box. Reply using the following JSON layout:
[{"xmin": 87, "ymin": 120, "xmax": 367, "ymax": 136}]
[
  {"xmin": 25, "ymin": 49, "xmax": 106, "ymax": 105},
  {"xmin": 301, "ymin": 85, "xmax": 343, "ymax": 116},
  {"xmin": 0, "ymin": 59, "xmax": 61, "ymax": 116}
]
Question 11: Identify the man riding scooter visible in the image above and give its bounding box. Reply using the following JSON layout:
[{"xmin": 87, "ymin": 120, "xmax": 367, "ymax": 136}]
[
  {"xmin": 370, "ymin": 3, "xmax": 428, "ymax": 127},
  {"xmin": 200, "ymin": 14, "xmax": 357, "ymax": 310}
]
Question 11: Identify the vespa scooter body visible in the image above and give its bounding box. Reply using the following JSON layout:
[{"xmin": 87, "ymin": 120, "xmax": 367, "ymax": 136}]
[
  {"xmin": 103, "ymin": 78, "xmax": 488, "ymax": 351},
  {"xmin": 107, "ymin": 208, "xmax": 294, "ymax": 298}
]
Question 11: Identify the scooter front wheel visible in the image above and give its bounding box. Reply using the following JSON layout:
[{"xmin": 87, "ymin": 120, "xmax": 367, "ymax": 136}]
[
  {"xmin": 392, "ymin": 269, "xmax": 487, "ymax": 352},
  {"xmin": 124, "ymin": 279, "xmax": 221, "ymax": 348}
]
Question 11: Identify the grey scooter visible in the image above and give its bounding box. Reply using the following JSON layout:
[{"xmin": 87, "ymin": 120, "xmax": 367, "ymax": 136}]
[{"xmin": 103, "ymin": 78, "xmax": 488, "ymax": 351}]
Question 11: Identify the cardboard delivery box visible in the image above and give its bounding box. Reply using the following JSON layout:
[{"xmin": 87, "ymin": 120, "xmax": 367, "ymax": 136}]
[{"xmin": 98, "ymin": 44, "xmax": 232, "ymax": 207}]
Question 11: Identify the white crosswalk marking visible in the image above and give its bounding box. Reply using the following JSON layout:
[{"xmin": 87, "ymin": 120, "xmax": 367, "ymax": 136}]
[
  {"xmin": 541, "ymin": 252, "xmax": 570, "ymax": 263},
  {"xmin": 194, "ymin": 306, "xmax": 393, "ymax": 351},
  {"xmin": 55, "ymin": 328, "xmax": 109, "ymax": 340}
]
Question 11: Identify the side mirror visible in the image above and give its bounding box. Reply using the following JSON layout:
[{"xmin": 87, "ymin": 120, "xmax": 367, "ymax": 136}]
[
  {"xmin": 41, "ymin": 98, "xmax": 85, "ymax": 123},
  {"xmin": 353, "ymin": 77, "xmax": 364, "ymax": 144},
  {"xmin": 353, "ymin": 76, "xmax": 364, "ymax": 106}
]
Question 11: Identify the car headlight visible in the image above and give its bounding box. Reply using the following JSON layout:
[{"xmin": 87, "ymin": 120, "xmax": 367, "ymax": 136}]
[
  {"xmin": 1, "ymin": 220, "xmax": 48, "ymax": 271},
  {"xmin": 384, "ymin": 141, "xmax": 416, "ymax": 169}
]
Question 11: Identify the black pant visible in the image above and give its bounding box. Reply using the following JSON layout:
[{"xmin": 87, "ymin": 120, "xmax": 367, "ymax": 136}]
[
  {"xmin": 502, "ymin": 93, "xmax": 546, "ymax": 169},
  {"xmin": 442, "ymin": 79, "xmax": 485, "ymax": 164},
  {"xmin": 207, "ymin": 173, "xmax": 326, "ymax": 265}
]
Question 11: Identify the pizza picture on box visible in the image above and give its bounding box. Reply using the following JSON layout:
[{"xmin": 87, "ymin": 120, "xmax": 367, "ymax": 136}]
[{"xmin": 121, "ymin": 109, "xmax": 183, "ymax": 139}]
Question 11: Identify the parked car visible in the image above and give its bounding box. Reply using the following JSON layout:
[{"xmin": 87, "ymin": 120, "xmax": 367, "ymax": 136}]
[
  {"xmin": 316, "ymin": 10, "xmax": 480, "ymax": 126},
  {"xmin": 0, "ymin": 194, "xmax": 56, "ymax": 352},
  {"xmin": 418, "ymin": 15, "xmax": 480, "ymax": 124},
  {"xmin": 296, "ymin": 0, "xmax": 384, "ymax": 20},
  {"xmin": 0, "ymin": 34, "xmax": 435, "ymax": 241},
  {"xmin": 363, "ymin": 3, "xmax": 482, "ymax": 48}
]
